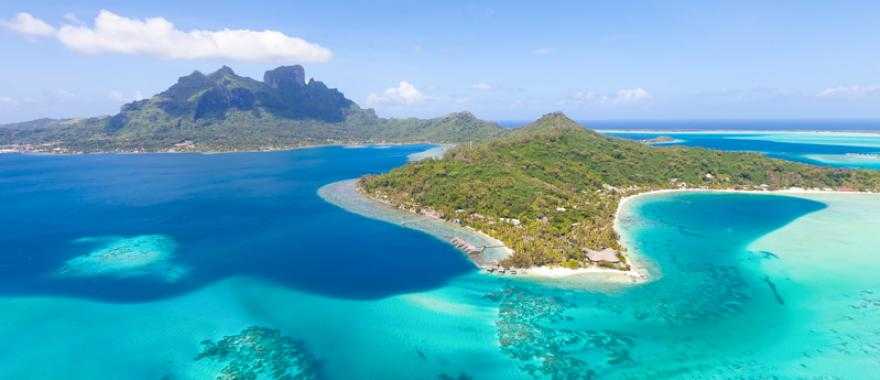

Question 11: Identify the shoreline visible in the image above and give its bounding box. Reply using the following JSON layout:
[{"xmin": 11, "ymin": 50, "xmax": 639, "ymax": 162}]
[
  {"xmin": 318, "ymin": 179, "xmax": 515, "ymax": 269},
  {"xmin": 318, "ymin": 177, "xmax": 652, "ymax": 285},
  {"xmin": 405, "ymin": 144, "xmax": 456, "ymax": 162}
]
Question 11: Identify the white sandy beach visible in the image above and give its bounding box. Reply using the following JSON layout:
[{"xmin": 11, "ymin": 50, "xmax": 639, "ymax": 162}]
[
  {"xmin": 318, "ymin": 179, "xmax": 514, "ymax": 267},
  {"xmin": 518, "ymin": 264, "xmax": 649, "ymax": 283},
  {"xmin": 405, "ymin": 144, "xmax": 456, "ymax": 162}
]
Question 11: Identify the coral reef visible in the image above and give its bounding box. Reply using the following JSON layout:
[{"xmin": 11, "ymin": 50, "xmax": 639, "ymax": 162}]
[
  {"xmin": 486, "ymin": 286, "xmax": 635, "ymax": 379},
  {"xmin": 195, "ymin": 326, "xmax": 322, "ymax": 380}
]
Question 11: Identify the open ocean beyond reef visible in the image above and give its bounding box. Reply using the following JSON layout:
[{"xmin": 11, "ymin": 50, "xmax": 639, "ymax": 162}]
[{"xmin": 3, "ymin": 121, "xmax": 880, "ymax": 379}]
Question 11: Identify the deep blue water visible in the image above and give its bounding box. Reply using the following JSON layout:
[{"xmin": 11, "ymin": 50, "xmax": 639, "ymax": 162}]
[{"xmin": 0, "ymin": 146, "xmax": 474, "ymax": 302}]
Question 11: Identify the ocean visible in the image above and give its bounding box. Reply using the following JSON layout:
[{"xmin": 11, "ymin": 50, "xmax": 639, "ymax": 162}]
[{"xmin": 2, "ymin": 123, "xmax": 880, "ymax": 378}]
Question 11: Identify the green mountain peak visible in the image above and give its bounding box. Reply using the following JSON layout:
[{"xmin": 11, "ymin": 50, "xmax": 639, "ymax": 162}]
[{"xmin": 514, "ymin": 112, "xmax": 585, "ymax": 135}]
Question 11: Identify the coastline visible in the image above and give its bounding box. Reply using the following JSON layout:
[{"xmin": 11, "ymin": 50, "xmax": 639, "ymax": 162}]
[
  {"xmin": 318, "ymin": 177, "xmax": 652, "ymax": 285},
  {"xmin": 318, "ymin": 179, "xmax": 514, "ymax": 269},
  {"xmin": 405, "ymin": 144, "xmax": 456, "ymax": 162}
]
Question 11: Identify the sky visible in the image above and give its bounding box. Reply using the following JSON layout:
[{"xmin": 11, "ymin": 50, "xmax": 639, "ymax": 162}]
[{"xmin": 1, "ymin": 1, "xmax": 879, "ymax": 123}]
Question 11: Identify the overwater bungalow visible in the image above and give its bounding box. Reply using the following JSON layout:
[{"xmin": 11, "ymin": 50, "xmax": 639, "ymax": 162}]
[{"xmin": 450, "ymin": 237, "xmax": 482, "ymax": 255}]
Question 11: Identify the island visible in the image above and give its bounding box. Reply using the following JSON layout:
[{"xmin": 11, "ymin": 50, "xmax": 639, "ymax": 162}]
[
  {"xmin": 358, "ymin": 113, "xmax": 880, "ymax": 275},
  {"xmin": 0, "ymin": 65, "xmax": 504, "ymax": 153},
  {"xmin": 639, "ymin": 135, "xmax": 684, "ymax": 145}
]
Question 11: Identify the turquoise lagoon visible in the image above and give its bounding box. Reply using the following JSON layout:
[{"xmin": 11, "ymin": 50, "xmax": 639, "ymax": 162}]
[{"xmin": 2, "ymin": 142, "xmax": 880, "ymax": 378}]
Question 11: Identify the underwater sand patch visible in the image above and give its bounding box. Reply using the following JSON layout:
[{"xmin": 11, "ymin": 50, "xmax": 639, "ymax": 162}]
[{"xmin": 56, "ymin": 234, "xmax": 188, "ymax": 282}]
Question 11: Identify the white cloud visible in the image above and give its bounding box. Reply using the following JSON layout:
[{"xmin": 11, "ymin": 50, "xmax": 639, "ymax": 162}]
[
  {"xmin": 614, "ymin": 88, "xmax": 653, "ymax": 104},
  {"xmin": 817, "ymin": 85, "xmax": 880, "ymax": 100},
  {"xmin": 52, "ymin": 89, "xmax": 77, "ymax": 99},
  {"xmin": 532, "ymin": 47, "xmax": 555, "ymax": 55},
  {"xmin": 472, "ymin": 82, "xmax": 494, "ymax": 91},
  {"xmin": 4, "ymin": 10, "xmax": 332, "ymax": 63},
  {"xmin": 109, "ymin": 90, "xmax": 146, "ymax": 104},
  {"xmin": 568, "ymin": 88, "xmax": 653, "ymax": 106},
  {"xmin": 0, "ymin": 96, "xmax": 18, "ymax": 107},
  {"xmin": 1, "ymin": 12, "xmax": 56, "ymax": 38},
  {"xmin": 366, "ymin": 81, "xmax": 426, "ymax": 106}
]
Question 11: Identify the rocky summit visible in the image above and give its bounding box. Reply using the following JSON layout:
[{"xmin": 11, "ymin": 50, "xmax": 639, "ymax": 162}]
[{"xmin": 111, "ymin": 65, "xmax": 355, "ymax": 129}]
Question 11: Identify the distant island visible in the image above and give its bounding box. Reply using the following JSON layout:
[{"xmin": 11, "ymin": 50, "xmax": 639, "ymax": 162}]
[
  {"xmin": 359, "ymin": 112, "xmax": 880, "ymax": 271},
  {"xmin": 638, "ymin": 135, "xmax": 683, "ymax": 145},
  {"xmin": 0, "ymin": 65, "xmax": 504, "ymax": 153}
]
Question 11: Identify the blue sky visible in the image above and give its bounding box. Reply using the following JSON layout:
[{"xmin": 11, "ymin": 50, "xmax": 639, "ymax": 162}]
[{"xmin": 1, "ymin": 1, "xmax": 879, "ymax": 123}]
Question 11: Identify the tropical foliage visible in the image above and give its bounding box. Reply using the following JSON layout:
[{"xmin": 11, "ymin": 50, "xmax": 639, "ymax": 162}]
[{"xmin": 361, "ymin": 113, "xmax": 880, "ymax": 268}]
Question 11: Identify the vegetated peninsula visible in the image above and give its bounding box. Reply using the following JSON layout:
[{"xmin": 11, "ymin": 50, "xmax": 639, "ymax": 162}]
[
  {"xmin": 360, "ymin": 112, "xmax": 880, "ymax": 270},
  {"xmin": 0, "ymin": 66, "xmax": 504, "ymax": 153}
]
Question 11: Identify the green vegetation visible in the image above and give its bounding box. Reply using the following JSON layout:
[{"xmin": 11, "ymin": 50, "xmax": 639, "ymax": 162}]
[
  {"xmin": 0, "ymin": 66, "xmax": 504, "ymax": 153},
  {"xmin": 360, "ymin": 112, "xmax": 880, "ymax": 268}
]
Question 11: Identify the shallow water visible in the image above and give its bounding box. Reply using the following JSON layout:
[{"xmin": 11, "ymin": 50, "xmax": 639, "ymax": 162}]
[{"xmin": 2, "ymin": 143, "xmax": 880, "ymax": 378}]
